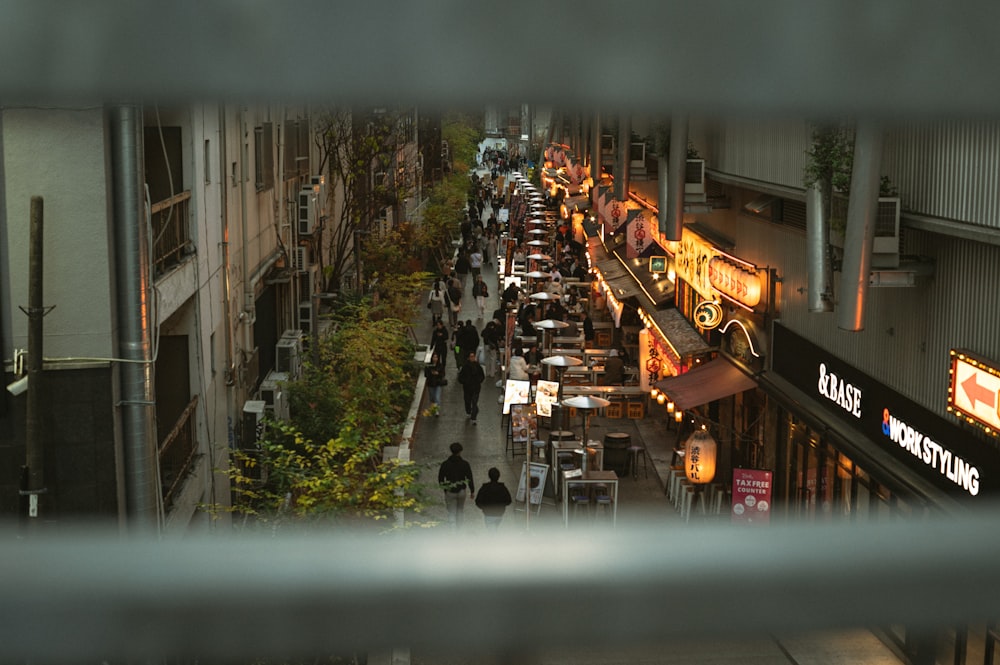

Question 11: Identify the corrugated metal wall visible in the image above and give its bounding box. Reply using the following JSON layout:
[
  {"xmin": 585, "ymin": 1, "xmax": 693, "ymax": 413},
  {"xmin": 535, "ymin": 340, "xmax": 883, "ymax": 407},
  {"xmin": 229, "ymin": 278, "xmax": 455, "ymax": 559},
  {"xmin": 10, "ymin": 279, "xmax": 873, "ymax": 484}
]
[
  {"xmin": 708, "ymin": 117, "xmax": 812, "ymax": 190},
  {"xmin": 703, "ymin": 201, "xmax": 1000, "ymax": 447},
  {"xmin": 696, "ymin": 117, "xmax": 1000, "ymax": 435},
  {"xmin": 884, "ymin": 120, "xmax": 1000, "ymax": 229}
]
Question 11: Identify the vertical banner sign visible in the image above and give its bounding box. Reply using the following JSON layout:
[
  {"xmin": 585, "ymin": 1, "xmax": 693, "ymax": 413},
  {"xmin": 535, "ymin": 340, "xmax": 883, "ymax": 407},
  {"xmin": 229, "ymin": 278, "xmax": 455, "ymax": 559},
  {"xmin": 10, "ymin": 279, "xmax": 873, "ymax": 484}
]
[
  {"xmin": 504, "ymin": 238, "xmax": 516, "ymax": 275},
  {"xmin": 638, "ymin": 328, "xmax": 663, "ymax": 392},
  {"xmin": 731, "ymin": 468, "xmax": 773, "ymax": 525},
  {"xmin": 628, "ymin": 211, "xmax": 648, "ymax": 259}
]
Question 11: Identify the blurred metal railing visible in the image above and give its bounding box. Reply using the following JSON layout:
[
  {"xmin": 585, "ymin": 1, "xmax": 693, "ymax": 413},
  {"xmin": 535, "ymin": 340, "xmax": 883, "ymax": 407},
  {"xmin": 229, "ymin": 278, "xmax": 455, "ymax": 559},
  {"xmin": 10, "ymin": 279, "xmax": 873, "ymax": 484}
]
[
  {"xmin": 3, "ymin": 1, "xmax": 1000, "ymax": 118},
  {"xmin": 2, "ymin": 513, "xmax": 1000, "ymax": 662}
]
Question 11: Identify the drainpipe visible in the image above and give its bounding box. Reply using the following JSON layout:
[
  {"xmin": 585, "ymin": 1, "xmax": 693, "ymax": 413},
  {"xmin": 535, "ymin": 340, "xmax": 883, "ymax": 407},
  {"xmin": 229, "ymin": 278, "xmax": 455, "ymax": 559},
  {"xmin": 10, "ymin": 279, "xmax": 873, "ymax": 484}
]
[
  {"xmin": 806, "ymin": 181, "xmax": 834, "ymax": 312},
  {"xmin": 590, "ymin": 110, "xmax": 601, "ymax": 194},
  {"xmin": 219, "ymin": 105, "xmax": 235, "ymax": 385},
  {"xmin": 837, "ymin": 120, "xmax": 883, "ymax": 332},
  {"xmin": 664, "ymin": 113, "xmax": 687, "ymax": 242},
  {"xmin": 614, "ymin": 114, "xmax": 630, "ymax": 201},
  {"xmin": 109, "ymin": 104, "xmax": 160, "ymax": 531},
  {"xmin": 240, "ymin": 108, "xmax": 253, "ymax": 362}
]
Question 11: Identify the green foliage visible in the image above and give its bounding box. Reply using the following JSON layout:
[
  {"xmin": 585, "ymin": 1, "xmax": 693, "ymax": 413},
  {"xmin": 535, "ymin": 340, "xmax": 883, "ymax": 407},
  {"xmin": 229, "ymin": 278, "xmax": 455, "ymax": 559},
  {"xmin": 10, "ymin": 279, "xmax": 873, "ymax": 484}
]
[
  {"xmin": 804, "ymin": 124, "xmax": 855, "ymax": 194},
  {"xmin": 226, "ymin": 419, "xmax": 423, "ymax": 528},
  {"xmin": 442, "ymin": 111, "xmax": 482, "ymax": 175},
  {"xmin": 216, "ymin": 305, "xmax": 428, "ymax": 530}
]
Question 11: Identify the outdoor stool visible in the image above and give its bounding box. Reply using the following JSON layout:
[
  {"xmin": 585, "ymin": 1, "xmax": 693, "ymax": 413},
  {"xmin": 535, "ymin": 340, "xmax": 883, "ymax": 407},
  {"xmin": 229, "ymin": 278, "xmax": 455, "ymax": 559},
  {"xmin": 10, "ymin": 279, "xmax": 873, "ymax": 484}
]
[
  {"xmin": 668, "ymin": 468, "xmax": 685, "ymax": 503},
  {"xmin": 531, "ymin": 440, "xmax": 546, "ymax": 462},
  {"xmin": 674, "ymin": 477, "xmax": 692, "ymax": 511},
  {"xmin": 593, "ymin": 492, "xmax": 613, "ymax": 519},
  {"xmin": 569, "ymin": 484, "xmax": 591, "ymax": 518},
  {"xmin": 680, "ymin": 485, "xmax": 696, "ymax": 523},
  {"xmin": 627, "ymin": 444, "xmax": 649, "ymax": 480}
]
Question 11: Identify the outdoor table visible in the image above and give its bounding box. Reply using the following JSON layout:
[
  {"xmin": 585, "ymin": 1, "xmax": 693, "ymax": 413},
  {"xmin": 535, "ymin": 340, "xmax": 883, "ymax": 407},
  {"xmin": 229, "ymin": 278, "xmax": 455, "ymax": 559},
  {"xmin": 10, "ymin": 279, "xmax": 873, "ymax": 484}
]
[{"xmin": 563, "ymin": 470, "xmax": 619, "ymax": 526}]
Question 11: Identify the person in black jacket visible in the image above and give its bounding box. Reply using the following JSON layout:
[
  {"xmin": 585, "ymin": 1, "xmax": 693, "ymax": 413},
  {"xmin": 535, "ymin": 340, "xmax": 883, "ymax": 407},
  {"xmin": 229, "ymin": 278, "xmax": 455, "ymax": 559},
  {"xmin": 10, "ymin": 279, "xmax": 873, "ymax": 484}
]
[
  {"xmin": 475, "ymin": 467, "xmax": 512, "ymax": 531},
  {"xmin": 438, "ymin": 442, "xmax": 475, "ymax": 529},
  {"xmin": 430, "ymin": 320, "xmax": 450, "ymax": 369},
  {"xmin": 424, "ymin": 353, "xmax": 446, "ymax": 416},
  {"xmin": 457, "ymin": 351, "xmax": 486, "ymax": 424}
]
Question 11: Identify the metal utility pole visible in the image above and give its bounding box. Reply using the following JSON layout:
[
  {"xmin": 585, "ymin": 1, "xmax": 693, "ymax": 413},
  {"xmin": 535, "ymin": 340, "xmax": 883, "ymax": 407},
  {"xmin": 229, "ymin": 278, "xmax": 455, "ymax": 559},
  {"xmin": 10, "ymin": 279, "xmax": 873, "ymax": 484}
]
[{"xmin": 23, "ymin": 196, "xmax": 49, "ymax": 524}]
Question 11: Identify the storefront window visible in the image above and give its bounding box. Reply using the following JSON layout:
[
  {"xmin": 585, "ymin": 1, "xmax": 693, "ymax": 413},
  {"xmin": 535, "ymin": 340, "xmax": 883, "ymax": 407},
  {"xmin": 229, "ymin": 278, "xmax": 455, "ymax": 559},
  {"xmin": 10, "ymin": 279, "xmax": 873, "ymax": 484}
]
[{"xmin": 778, "ymin": 411, "xmax": 908, "ymax": 524}]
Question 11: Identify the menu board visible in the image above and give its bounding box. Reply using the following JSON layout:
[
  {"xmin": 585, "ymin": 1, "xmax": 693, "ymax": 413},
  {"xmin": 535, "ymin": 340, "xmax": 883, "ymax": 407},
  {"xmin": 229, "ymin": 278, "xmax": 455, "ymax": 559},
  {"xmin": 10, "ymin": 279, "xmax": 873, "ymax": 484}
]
[
  {"xmin": 503, "ymin": 379, "xmax": 531, "ymax": 415},
  {"xmin": 535, "ymin": 380, "xmax": 559, "ymax": 418},
  {"xmin": 510, "ymin": 404, "xmax": 537, "ymax": 443},
  {"xmin": 515, "ymin": 461, "xmax": 549, "ymax": 506}
]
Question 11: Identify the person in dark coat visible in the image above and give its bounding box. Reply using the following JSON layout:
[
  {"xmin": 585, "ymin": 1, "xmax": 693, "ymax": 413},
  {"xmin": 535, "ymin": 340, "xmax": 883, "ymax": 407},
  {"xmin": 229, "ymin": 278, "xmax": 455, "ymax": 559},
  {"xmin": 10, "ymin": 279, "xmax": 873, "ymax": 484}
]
[
  {"xmin": 475, "ymin": 467, "xmax": 512, "ymax": 531},
  {"xmin": 601, "ymin": 348, "xmax": 625, "ymax": 386},
  {"xmin": 438, "ymin": 442, "xmax": 474, "ymax": 529},
  {"xmin": 457, "ymin": 351, "xmax": 486, "ymax": 424},
  {"xmin": 424, "ymin": 353, "xmax": 446, "ymax": 415},
  {"xmin": 430, "ymin": 320, "xmax": 450, "ymax": 369}
]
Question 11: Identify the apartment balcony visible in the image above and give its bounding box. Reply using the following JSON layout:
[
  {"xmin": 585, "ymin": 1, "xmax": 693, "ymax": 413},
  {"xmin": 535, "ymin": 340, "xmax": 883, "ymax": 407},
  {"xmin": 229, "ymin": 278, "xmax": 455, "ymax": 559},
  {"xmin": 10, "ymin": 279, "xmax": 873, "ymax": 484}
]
[
  {"xmin": 151, "ymin": 190, "xmax": 192, "ymax": 278},
  {"xmin": 151, "ymin": 190, "xmax": 197, "ymax": 324},
  {"xmin": 159, "ymin": 395, "xmax": 199, "ymax": 512}
]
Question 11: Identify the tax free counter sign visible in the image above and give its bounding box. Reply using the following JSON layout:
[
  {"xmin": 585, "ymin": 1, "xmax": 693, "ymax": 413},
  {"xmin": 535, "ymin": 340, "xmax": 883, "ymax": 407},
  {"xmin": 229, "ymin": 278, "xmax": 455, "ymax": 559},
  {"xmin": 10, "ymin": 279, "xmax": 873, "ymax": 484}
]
[{"xmin": 773, "ymin": 324, "xmax": 1000, "ymax": 498}]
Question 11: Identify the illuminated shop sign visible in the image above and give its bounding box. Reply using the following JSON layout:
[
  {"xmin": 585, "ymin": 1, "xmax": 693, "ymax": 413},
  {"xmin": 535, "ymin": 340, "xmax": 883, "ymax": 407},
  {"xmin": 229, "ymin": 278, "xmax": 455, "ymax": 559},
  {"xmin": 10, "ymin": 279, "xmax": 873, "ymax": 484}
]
[
  {"xmin": 773, "ymin": 323, "xmax": 1000, "ymax": 498},
  {"xmin": 674, "ymin": 228, "xmax": 763, "ymax": 310},
  {"xmin": 881, "ymin": 408, "xmax": 980, "ymax": 495},
  {"xmin": 948, "ymin": 349, "xmax": 1000, "ymax": 437}
]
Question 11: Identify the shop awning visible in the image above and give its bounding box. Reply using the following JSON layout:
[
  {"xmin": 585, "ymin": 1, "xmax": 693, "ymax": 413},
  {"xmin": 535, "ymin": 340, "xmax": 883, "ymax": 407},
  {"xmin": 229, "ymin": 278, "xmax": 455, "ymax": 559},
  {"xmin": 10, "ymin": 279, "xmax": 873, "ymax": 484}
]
[
  {"xmin": 648, "ymin": 308, "xmax": 712, "ymax": 361},
  {"xmin": 653, "ymin": 356, "xmax": 757, "ymax": 410}
]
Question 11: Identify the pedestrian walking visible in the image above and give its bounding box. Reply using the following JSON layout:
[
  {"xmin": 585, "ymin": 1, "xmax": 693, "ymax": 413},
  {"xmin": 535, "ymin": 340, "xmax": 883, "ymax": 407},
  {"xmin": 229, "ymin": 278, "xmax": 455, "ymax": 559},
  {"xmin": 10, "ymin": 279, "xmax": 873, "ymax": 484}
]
[
  {"xmin": 424, "ymin": 353, "xmax": 447, "ymax": 416},
  {"xmin": 431, "ymin": 319, "xmax": 450, "ymax": 370},
  {"xmin": 438, "ymin": 442, "xmax": 474, "ymax": 530},
  {"xmin": 472, "ymin": 274, "xmax": 489, "ymax": 320},
  {"xmin": 469, "ymin": 246, "xmax": 484, "ymax": 281},
  {"xmin": 427, "ymin": 279, "xmax": 446, "ymax": 325},
  {"xmin": 446, "ymin": 274, "xmax": 463, "ymax": 328},
  {"xmin": 457, "ymin": 350, "xmax": 486, "ymax": 424},
  {"xmin": 475, "ymin": 467, "xmax": 512, "ymax": 531}
]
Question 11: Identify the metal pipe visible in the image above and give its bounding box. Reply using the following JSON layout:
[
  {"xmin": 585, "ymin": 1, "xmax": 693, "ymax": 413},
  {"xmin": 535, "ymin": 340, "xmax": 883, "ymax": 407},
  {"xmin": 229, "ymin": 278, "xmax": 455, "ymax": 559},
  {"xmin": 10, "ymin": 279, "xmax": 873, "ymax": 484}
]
[
  {"xmin": 837, "ymin": 121, "xmax": 883, "ymax": 331},
  {"xmin": 108, "ymin": 104, "xmax": 160, "ymax": 530},
  {"xmin": 614, "ymin": 113, "xmax": 630, "ymax": 201},
  {"xmin": 806, "ymin": 181, "xmax": 833, "ymax": 311},
  {"xmin": 665, "ymin": 113, "xmax": 687, "ymax": 242},
  {"xmin": 219, "ymin": 105, "xmax": 234, "ymax": 384},
  {"xmin": 590, "ymin": 110, "xmax": 601, "ymax": 191},
  {"xmin": 24, "ymin": 196, "xmax": 45, "ymax": 521}
]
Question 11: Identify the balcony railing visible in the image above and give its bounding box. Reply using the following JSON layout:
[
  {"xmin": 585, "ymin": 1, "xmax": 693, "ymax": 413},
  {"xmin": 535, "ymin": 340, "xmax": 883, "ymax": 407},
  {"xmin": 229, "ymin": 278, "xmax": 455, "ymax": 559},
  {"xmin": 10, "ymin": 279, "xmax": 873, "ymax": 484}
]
[
  {"xmin": 158, "ymin": 395, "xmax": 199, "ymax": 511},
  {"xmin": 150, "ymin": 190, "xmax": 192, "ymax": 277}
]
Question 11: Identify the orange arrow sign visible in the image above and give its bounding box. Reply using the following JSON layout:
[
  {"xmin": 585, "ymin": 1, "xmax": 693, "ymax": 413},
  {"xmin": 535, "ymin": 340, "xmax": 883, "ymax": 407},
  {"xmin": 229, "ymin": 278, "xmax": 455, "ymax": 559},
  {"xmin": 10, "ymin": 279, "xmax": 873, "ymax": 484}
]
[{"xmin": 962, "ymin": 373, "xmax": 996, "ymax": 409}]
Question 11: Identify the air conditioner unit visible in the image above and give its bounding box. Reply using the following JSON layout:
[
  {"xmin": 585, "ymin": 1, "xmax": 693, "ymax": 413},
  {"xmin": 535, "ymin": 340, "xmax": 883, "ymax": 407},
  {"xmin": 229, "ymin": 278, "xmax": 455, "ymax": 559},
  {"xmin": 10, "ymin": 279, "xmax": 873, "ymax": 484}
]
[
  {"xmin": 273, "ymin": 389, "xmax": 290, "ymax": 420},
  {"xmin": 685, "ymin": 159, "xmax": 706, "ymax": 200},
  {"xmin": 259, "ymin": 371, "xmax": 290, "ymax": 407},
  {"xmin": 291, "ymin": 245, "xmax": 311, "ymax": 272},
  {"xmin": 298, "ymin": 187, "xmax": 317, "ymax": 235},
  {"xmin": 872, "ymin": 196, "xmax": 901, "ymax": 268},
  {"xmin": 276, "ymin": 334, "xmax": 303, "ymax": 378},
  {"xmin": 309, "ymin": 175, "xmax": 327, "ymax": 215},
  {"xmin": 241, "ymin": 400, "xmax": 267, "ymax": 449},
  {"xmin": 298, "ymin": 301, "xmax": 313, "ymax": 334}
]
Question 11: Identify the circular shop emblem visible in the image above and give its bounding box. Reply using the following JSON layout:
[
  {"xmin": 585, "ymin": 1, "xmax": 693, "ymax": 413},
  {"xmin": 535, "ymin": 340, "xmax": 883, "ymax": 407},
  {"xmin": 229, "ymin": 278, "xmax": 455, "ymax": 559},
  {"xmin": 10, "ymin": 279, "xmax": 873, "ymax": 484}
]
[{"xmin": 694, "ymin": 301, "xmax": 724, "ymax": 329}]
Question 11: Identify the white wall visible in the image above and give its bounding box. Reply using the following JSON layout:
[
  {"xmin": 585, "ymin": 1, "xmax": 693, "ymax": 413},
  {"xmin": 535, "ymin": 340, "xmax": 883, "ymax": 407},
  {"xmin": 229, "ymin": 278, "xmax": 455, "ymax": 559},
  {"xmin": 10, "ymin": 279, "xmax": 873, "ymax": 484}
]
[{"xmin": 1, "ymin": 107, "xmax": 114, "ymax": 360}]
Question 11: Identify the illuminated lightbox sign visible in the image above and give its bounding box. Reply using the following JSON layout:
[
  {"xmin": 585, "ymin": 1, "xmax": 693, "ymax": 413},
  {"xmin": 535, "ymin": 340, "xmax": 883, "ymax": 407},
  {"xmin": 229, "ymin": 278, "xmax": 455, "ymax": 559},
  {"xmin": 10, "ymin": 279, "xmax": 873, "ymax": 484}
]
[
  {"xmin": 948, "ymin": 349, "xmax": 1000, "ymax": 437},
  {"xmin": 674, "ymin": 228, "xmax": 762, "ymax": 310},
  {"xmin": 773, "ymin": 324, "xmax": 1000, "ymax": 498}
]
